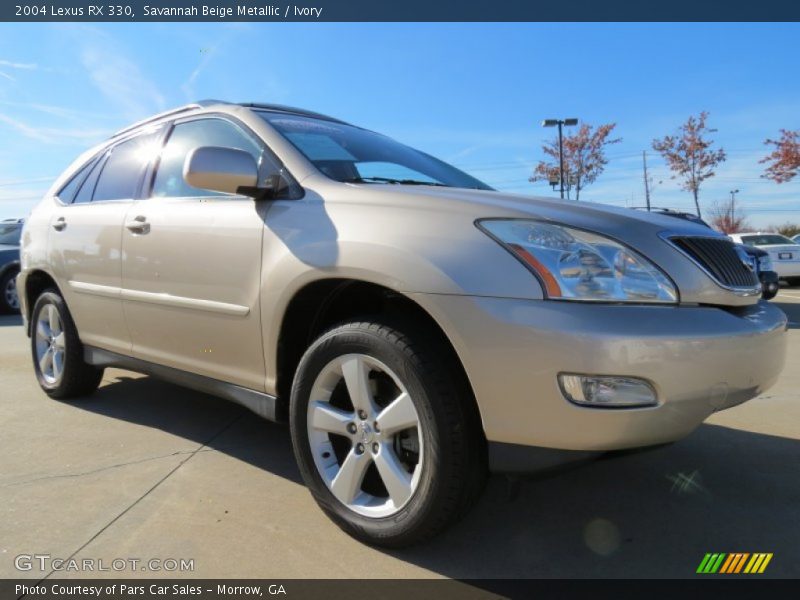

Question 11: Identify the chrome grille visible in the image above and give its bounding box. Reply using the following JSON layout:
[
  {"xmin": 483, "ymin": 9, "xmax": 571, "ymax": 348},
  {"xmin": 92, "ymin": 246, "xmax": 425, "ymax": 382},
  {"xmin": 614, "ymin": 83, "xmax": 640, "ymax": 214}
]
[{"xmin": 671, "ymin": 237, "xmax": 758, "ymax": 288}]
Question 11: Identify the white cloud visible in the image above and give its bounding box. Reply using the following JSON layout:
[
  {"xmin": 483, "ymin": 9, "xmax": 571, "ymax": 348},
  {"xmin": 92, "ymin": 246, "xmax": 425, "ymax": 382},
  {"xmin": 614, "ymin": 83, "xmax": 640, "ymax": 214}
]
[
  {"xmin": 0, "ymin": 185, "xmax": 50, "ymax": 220},
  {"xmin": 182, "ymin": 46, "xmax": 217, "ymax": 101},
  {"xmin": 0, "ymin": 100, "xmax": 116, "ymax": 121},
  {"xmin": 67, "ymin": 25, "xmax": 165, "ymax": 120},
  {"xmin": 179, "ymin": 24, "xmax": 254, "ymax": 101},
  {"xmin": 0, "ymin": 112, "xmax": 110, "ymax": 144},
  {"xmin": 0, "ymin": 59, "xmax": 37, "ymax": 70}
]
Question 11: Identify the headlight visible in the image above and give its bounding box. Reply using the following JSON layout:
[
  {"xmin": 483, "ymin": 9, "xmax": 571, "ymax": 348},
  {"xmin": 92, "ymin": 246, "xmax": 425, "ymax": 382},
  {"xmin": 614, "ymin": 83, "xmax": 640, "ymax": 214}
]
[
  {"xmin": 478, "ymin": 219, "xmax": 678, "ymax": 303},
  {"xmin": 758, "ymin": 255, "xmax": 773, "ymax": 272}
]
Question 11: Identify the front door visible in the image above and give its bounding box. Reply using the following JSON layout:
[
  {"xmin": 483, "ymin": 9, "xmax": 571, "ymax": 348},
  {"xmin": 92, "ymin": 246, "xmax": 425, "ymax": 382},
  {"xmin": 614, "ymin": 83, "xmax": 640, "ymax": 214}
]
[{"xmin": 120, "ymin": 117, "xmax": 270, "ymax": 391}]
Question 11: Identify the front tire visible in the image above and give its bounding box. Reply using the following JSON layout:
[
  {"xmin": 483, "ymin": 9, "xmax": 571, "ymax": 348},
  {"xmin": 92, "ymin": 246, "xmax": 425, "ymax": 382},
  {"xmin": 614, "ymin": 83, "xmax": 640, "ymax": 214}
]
[
  {"xmin": 31, "ymin": 289, "xmax": 103, "ymax": 399},
  {"xmin": 290, "ymin": 320, "xmax": 486, "ymax": 547}
]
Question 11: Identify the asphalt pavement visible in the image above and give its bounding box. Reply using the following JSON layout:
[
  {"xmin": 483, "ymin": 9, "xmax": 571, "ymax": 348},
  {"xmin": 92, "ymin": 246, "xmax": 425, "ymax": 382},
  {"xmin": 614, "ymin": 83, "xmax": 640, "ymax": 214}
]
[{"xmin": 2, "ymin": 293, "xmax": 799, "ymax": 580}]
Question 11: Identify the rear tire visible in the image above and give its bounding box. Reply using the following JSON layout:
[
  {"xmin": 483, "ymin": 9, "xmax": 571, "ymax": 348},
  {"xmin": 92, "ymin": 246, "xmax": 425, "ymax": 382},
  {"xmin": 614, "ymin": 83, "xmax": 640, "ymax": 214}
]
[
  {"xmin": 0, "ymin": 268, "xmax": 20, "ymax": 313},
  {"xmin": 290, "ymin": 320, "xmax": 486, "ymax": 547},
  {"xmin": 31, "ymin": 289, "xmax": 103, "ymax": 399}
]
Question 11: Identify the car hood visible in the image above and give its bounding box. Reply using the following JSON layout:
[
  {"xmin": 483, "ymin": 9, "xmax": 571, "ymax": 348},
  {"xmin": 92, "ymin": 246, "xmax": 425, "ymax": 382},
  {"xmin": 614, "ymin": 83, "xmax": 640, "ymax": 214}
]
[
  {"xmin": 337, "ymin": 184, "xmax": 722, "ymax": 241},
  {"xmin": 315, "ymin": 181, "xmax": 759, "ymax": 307}
]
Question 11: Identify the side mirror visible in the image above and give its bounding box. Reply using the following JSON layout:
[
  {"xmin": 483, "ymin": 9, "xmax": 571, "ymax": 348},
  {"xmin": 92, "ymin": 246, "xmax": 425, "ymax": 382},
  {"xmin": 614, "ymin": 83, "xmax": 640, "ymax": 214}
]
[{"xmin": 183, "ymin": 146, "xmax": 258, "ymax": 197}]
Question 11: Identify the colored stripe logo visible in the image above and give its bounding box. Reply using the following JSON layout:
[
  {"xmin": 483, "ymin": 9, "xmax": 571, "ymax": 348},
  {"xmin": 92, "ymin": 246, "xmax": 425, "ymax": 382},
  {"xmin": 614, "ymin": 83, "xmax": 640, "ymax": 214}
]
[{"xmin": 697, "ymin": 553, "xmax": 773, "ymax": 574}]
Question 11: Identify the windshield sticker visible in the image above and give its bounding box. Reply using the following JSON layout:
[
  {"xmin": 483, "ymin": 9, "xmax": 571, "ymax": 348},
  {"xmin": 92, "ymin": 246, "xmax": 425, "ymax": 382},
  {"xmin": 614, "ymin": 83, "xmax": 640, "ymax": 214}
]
[
  {"xmin": 270, "ymin": 118, "xmax": 343, "ymax": 134},
  {"xmin": 286, "ymin": 132, "xmax": 356, "ymax": 160}
]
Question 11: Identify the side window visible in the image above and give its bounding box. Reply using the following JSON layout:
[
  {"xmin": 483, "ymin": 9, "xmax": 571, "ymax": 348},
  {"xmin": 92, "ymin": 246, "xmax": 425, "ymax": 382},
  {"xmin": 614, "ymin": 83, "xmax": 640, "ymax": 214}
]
[
  {"xmin": 92, "ymin": 135, "xmax": 154, "ymax": 202},
  {"xmin": 56, "ymin": 159, "xmax": 96, "ymax": 204},
  {"xmin": 152, "ymin": 119, "xmax": 264, "ymax": 198},
  {"xmin": 73, "ymin": 154, "xmax": 108, "ymax": 204}
]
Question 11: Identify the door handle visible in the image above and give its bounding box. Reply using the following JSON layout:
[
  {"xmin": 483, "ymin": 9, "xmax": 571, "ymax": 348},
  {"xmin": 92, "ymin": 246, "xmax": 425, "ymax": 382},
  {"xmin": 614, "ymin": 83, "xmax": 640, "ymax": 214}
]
[
  {"xmin": 52, "ymin": 217, "xmax": 66, "ymax": 231},
  {"xmin": 125, "ymin": 215, "xmax": 150, "ymax": 234}
]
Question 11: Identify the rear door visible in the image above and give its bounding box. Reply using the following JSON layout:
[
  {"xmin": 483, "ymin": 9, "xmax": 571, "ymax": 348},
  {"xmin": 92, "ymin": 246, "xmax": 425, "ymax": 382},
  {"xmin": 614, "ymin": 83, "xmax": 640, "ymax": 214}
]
[
  {"xmin": 120, "ymin": 116, "xmax": 272, "ymax": 390},
  {"xmin": 48, "ymin": 131, "xmax": 160, "ymax": 354}
]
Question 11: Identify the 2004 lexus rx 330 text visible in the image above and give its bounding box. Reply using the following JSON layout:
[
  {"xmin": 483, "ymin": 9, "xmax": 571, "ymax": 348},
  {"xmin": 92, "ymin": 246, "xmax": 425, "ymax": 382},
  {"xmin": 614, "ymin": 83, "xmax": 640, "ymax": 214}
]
[{"xmin": 18, "ymin": 101, "xmax": 787, "ymax": 546}]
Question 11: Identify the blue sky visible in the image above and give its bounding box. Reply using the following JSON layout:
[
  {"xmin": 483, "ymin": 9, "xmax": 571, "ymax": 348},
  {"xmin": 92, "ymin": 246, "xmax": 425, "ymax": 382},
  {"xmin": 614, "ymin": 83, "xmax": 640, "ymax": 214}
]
[{"xmin": 0, "ymin": 22, "xmax": 798, "ymax": 227}]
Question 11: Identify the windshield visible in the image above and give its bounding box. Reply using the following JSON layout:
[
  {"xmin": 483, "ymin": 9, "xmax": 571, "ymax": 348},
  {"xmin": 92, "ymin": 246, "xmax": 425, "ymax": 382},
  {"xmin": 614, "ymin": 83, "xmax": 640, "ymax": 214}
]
[
  {"xmin": 258, "ymin": 112, "xmax": 492, "ymax": 191},
  {"xmin": 740, "ymin": 234, "xmax": 795, "ymax": 246},
  {"xmin": 0, "ymin": 222, "xmax": 21, "ymax": 245}
]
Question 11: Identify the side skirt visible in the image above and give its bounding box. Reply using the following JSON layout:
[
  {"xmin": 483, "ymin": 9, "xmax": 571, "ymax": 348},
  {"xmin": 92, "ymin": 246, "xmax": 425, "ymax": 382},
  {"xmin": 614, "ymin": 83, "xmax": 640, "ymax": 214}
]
[{"xmin": 84, "ymin": 346, "xmax": 280, "ymax": 423}]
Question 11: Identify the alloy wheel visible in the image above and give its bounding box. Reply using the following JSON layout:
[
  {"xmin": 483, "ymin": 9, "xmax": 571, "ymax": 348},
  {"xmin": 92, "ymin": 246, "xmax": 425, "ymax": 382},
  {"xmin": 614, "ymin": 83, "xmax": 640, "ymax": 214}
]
[
  {"xmin": 4, "ymin": 275, "xmax": 18, "ymax": 310},
  {"xmin": 307, "ymin": 353, "xmax": 424, "ymax": 518},
  {"xmin": 35, "ymin": 303, "xmax": 66, "ymax": 385}
]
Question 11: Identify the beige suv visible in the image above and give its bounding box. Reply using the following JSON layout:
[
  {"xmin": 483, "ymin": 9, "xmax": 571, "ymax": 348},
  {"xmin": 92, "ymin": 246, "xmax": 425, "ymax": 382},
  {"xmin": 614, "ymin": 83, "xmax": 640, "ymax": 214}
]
[{"xmin": 19, "ymin": 101, "xmax": 787, "ymax": 546}]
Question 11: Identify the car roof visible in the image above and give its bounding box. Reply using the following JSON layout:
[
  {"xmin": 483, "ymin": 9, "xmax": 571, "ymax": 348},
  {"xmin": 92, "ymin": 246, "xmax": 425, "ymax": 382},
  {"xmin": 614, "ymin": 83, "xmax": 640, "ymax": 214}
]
[
  {"xmin": 238, "ymin": 102, "xmax": 348, "ymax": 124},
  {"xmin": 110, "ymin": 100, "xmax": 347, "ymax": 140}
]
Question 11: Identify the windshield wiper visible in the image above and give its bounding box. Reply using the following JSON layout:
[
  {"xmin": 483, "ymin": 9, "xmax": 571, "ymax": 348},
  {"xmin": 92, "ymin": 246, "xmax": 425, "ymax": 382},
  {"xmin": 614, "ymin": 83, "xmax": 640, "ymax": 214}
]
[{"xmin": 342, "ymin": 176, "xmax": 451, "ymax": 187}]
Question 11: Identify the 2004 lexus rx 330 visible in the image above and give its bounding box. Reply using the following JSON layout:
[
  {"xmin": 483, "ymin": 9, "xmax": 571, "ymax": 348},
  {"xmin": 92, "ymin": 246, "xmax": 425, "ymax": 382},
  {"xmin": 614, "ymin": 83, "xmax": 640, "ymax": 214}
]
[{"xmin": 19, "ymin": 101, "xmax": 787, "ymax": 546}]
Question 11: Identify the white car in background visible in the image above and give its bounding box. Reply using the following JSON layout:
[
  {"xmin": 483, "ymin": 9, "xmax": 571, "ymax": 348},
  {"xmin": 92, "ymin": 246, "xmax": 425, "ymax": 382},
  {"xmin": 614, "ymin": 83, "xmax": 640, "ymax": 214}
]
[{"xmin": 730, "ymin": 232, "xmax": 800, "ymax": 285}]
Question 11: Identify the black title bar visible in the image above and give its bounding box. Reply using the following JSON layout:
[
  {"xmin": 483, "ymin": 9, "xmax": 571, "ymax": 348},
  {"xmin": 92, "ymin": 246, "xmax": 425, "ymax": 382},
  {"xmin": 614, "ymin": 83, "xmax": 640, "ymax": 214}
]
[
  {"xmin": 2, "ymin": 0, "xmax": 800, "ymax": 22},
  {"xmin": 5, "ymin": 579, "xmax": 800, "ymax": 600}
]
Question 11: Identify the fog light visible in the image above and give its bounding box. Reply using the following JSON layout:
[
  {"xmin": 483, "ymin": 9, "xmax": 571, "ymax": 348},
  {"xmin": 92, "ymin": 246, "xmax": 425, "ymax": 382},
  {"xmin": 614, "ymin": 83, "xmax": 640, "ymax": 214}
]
[{"xmin": 559, "ymin": 374, "xmax": 657, "ymax": 408}]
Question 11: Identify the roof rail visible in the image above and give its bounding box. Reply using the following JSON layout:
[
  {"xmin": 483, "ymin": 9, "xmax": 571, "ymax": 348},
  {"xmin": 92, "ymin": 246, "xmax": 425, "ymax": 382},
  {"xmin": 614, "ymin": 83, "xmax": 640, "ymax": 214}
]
[
  {"xmin": 238, "ymin": 102, "xmax": 347, "ymax": 124},
  {"xmin": 110, "ymin": 100, "xmax": 228, "ymax": 139}
]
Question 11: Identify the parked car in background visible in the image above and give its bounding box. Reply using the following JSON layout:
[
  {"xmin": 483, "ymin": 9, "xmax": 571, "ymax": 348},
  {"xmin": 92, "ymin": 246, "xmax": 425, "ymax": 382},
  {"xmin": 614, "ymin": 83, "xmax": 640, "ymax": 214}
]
[
  {"xmin": 18, "ymin": 101, "xmax": 787, "ymax": 546},
  {"xmin": 729, "ymin": 232, "xmax": 800, "ymax": 286},
  {"xmin": 643, "ymin": 210, "xmax": 779, "ymax": 300},
  {"xmin": 0, "ymin": 218, "xmax": 23, "ymax": 313},
  {"xmin": 792, "ymin": 234, "xmax": 800, "ymax": 244}
]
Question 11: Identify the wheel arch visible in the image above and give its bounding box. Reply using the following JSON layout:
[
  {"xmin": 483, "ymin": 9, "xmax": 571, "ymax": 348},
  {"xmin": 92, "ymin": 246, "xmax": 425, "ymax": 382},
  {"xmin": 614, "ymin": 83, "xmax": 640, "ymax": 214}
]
[
  {"xmin": 22, "ymin": 269, "xmax": 62, "ymax": 334},
  {"xmin": 272, "ymin": 278, "xmax": 485, "ymax": 437},
  {"xmin": 0, "ymin": 259, "xmax": 20, "ymax": 279}
]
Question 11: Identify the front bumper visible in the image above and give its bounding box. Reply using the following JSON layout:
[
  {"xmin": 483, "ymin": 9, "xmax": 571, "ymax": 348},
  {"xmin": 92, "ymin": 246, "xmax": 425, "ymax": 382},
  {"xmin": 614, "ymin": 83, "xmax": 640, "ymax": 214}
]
[{"xmin": 413, "ymin": 294, "xmax": 787, "ymax": 455}]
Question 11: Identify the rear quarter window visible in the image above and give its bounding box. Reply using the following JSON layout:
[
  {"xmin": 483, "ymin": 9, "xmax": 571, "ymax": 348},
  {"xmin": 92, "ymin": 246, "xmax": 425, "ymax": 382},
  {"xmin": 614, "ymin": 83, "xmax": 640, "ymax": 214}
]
[
  {"xmin": 73, "ymin": 155, "xmax": 107, "ymax": 204},
  {"xmin": 56, "ymin": 159, "xmax": 97, "ymax": 204}
]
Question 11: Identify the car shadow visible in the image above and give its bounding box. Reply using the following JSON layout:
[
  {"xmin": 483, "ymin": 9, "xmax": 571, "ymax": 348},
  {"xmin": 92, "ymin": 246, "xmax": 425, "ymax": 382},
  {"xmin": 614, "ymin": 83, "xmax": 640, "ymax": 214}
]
[
  {"xmin": 396, "ymin": 424, "xmax": 800, "ymax": 579},
  {"xmin": 773, "ymin": 302, "xmax": 800, "ymax": 329},
  {"xmin": 0, "ymin": 314, "xmax": 22, "ymax": 327},
  {"xmin": 72, "ymin": 374, "xmax": 799, "ymax": 578},
  {"xmin": 73, "ymin": 373, "xmax": 303, "ymax": 485}
]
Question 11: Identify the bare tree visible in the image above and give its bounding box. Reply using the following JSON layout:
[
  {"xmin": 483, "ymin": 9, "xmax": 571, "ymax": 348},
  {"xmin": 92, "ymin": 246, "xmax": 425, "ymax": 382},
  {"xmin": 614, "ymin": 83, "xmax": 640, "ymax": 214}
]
[
  {"xmin": 652, "ymin": 111, "xmax": 726, "ymax": 218},
  {"xmin": 761, "ymin": 129, "xmax": 800, "ymax": 183},
  {"xmin": 530, "ymin": 123, "xmax": 621, "ymax": 200},
  {"xmin": 767, "ymin": 222, "xmax": 800, "ymax": 237},
  {"xmin": 708, "ymin": 197, "xmax": 750, "ymax": 234}
]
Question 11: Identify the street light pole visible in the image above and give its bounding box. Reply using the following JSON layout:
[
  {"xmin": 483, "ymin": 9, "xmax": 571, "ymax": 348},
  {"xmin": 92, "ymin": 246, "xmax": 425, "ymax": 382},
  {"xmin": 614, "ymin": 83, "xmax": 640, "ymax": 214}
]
[
  {"xmin": 730, "ymin": 189, "xmax": 739, "ymax": 220},
  {"xmin": 557, "ymin": 121, "xmax": 565, "ymax": 199},
  {"xmin": 642, "ymin": 151, "xmax": 652, "ymax": 211},
  {"xmin": 542, "ymin": 118, "xmax": 578, "ymax": 200}
]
